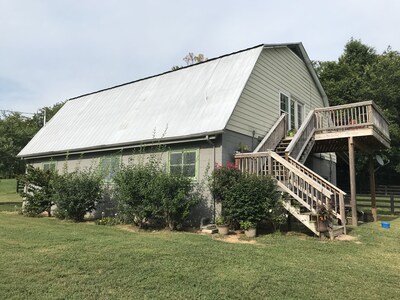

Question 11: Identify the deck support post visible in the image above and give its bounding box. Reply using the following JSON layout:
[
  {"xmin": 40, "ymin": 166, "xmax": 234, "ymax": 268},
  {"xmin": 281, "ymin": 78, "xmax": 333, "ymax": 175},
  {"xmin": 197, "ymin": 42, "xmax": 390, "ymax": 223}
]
[
  {"xmin": 348, "ymin": 136, "xmax": 358, "ymax": 226},
  {"xmin": 369, "ymin": 155, "xmax": 377, "ymax": 222}
]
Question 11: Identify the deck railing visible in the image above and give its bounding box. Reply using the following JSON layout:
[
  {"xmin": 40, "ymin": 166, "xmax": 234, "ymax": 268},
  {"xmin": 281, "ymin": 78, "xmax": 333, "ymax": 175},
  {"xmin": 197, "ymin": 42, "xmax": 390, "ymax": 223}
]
[
  {"xmin": 253, "ymin": 114, "xmax": 287, "ymax": 153},
  {"xmin": 314, "ymin": 100, "xmax": 390, "ymax": 139},
  {"xmin": 287, "ymin": 156, "xmax": 346, "ymax": 227},
  {"xmin": 234, "ymin": 151, "xmax": 345, "ymax": 222},
  {"xmin": 285, "ymin": 110, "xmax": 315, "ymax": 161}
]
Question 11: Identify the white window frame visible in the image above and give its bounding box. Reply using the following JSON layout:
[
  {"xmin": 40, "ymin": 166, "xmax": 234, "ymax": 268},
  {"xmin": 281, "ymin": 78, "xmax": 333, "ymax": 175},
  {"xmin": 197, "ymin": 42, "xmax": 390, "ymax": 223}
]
[
  {"xmin": 100, "ymin": 155, "xmax": 121, "ymax": 182},
  {"xmin": 168, "ymin": 149, "xmax": 199, "ymax": 180},
  {"xmin": 43, "ymin": 161, "xmax": 57, "ymax": 171},
  {"xmin": 279, "ymin": 92, "xmax": 305, "ymax": 130}
]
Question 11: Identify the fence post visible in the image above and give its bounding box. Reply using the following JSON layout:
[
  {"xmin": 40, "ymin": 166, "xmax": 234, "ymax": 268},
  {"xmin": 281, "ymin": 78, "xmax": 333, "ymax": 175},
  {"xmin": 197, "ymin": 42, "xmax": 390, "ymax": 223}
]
[{"xmin": 390, "ymin": 194, "xmax": 395, "ymax": 215}]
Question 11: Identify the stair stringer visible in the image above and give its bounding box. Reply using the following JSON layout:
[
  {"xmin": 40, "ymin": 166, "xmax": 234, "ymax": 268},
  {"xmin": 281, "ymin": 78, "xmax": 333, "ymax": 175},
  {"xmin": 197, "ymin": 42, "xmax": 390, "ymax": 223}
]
[
  {"xmin": 276, "ymin": 181, "xmax": 319, "ymax": 236},
  {"xmin": 282, "ymin": 200, "xmax": 319, "ymax": 236},
  {"xmin": 298, "ymin": 137, "xmax": 315, "ymax": 164}
]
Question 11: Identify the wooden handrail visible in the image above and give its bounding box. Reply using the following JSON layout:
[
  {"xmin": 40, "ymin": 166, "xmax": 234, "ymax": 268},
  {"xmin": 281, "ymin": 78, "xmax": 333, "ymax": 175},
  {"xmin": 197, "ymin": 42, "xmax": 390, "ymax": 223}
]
[
  {"xmin": 235, "ymin": 151, "xmax": 346, "ymax": 224},
  {"xmin": 287, "ymin": 156, "xmax": 346, "ymax": 196},
  {"xmin": 253, "ymin": 114, "xmax": 287, "ymax": 153},
  {"xmin": 287, "ymin": 156, "xmax": 346, "ymax": 224},
  {"xmin": 235, "ymin": 151, "xmax": 334, "ymax": 214},
  {"xmin": 314, "ymin": 100, "xmax": 390, "ymax": 141},
  {"xmin": 285, "ymin": 110, "xmax": 315, "ymax": 161}
]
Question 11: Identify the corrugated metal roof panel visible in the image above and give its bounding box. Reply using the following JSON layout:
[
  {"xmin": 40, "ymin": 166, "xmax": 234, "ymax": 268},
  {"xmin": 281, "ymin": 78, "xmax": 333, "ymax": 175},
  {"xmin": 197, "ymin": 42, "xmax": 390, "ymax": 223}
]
[{"xmin": 18, "ymin": 45, "xmax": 264, "ymax": 157}]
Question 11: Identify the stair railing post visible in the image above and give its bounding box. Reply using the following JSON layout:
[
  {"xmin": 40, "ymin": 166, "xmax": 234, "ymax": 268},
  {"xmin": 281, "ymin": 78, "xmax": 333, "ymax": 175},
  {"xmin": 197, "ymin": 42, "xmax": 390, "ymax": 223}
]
[
  {"xmin": 267, "ymin": 152, "xmax": 272, "ymax": 176},
  {"xmin": 390, "ymin": 194, "xmax": 395, "ymax": 215},
  {"xmin": 339, "ymin": 193, "xmax": 346, "ymax": 235}
]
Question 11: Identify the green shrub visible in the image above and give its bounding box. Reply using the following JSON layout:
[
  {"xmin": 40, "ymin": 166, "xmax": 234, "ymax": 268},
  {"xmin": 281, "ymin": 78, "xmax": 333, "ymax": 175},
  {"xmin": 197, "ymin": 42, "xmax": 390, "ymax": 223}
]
[
  {"xmin": 209, "ymin": 162, "xmax": 241, "ymax": 203},
  {"xmin": 113, "ymin": 163, "xmax": 160, "ymax": 228},
  {"xmin": 210, "ymin": 164, "xmax": 283, "ymax": 230},
  {"xmin": 18, "ymin": 165, "xmax": 57, "ymax": 217},
  {"xmin": 152, "ymin": 172, "xmax": 200, "ymax": 230},
  {"xmin": 113, "ymin": 157, "xmax": 201, "ymax": 230},
  {"xmin": 53, "ymin": 168, "xmax": 103, "ymax": 222}
]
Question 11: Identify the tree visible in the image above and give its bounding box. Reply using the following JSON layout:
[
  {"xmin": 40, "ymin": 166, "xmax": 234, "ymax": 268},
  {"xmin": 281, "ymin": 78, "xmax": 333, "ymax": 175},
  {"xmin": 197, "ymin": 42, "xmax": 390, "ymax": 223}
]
[
  {"xmin": 0, "ymin": 101, "xmax": 64, "ymax": 178},
  {"xmin": 0, "ymin": 112, "xmax": 38, "ymax": 177},
  {"xmin": 315, "ymin": 38, "xmax": 400, "ymax": 183},
  {"xmin": 19, "ymin": 165, "xmax": 57, "ymax": 217},
  {"xmin": 172, "ymin": 52, "xmax": 208, "ymax": 70}
]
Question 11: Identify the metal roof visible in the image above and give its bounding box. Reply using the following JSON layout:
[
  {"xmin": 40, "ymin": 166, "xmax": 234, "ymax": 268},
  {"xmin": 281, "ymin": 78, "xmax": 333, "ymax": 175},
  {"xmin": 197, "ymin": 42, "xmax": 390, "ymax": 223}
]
[{"xmin": 18, "ymin": 45, "xmax": 264, "ymax": 158}]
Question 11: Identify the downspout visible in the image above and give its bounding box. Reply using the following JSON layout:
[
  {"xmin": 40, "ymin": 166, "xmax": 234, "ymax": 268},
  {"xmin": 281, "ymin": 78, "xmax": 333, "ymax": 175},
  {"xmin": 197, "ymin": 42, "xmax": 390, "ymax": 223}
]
[{"xmin": 206, "ymin": 135, "xmax": 216, "ymax": 223}]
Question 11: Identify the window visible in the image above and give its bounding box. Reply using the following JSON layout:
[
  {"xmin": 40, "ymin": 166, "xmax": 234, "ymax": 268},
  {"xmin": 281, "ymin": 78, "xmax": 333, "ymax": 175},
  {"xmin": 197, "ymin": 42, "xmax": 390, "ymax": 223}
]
[
  {"xmin": 100, "ymin": 156, "xmax": 120, "ymax": 181},
  {"xmin": 169, "ymin": 150, "xmax": 198, "ymax": 179},
  {"xmin": 43, "ymin": 162, "xmax": 56, "ymax": 171},
  {"xmin": 279, "ymin": 92, "xmax": 304, "ymax": 130},
  {"xmin": 280, "ymin": 93, "xmax": 289, "ymax": 115}
]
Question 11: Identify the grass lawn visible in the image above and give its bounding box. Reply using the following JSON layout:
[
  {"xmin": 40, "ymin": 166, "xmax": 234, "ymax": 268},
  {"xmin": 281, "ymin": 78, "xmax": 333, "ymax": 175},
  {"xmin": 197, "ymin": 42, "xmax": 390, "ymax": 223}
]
[
  {"xmin": 0, "ymin": 178, "xmax": 22, "ymax": 202},
  {"xmin": 0, "ymin": 213, "xmax": 399, "ymax": 299}
]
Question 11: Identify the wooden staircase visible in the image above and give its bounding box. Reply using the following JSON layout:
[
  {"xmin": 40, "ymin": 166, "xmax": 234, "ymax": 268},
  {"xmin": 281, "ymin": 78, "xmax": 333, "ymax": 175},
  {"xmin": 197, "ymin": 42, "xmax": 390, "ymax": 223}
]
[
  {"xmin": 235, "ymin": 101, "xmax": 390, "ymax": 238},
  {"xmin": 275, "ymin": 138, "xmax": 292, "ymax": 157}
]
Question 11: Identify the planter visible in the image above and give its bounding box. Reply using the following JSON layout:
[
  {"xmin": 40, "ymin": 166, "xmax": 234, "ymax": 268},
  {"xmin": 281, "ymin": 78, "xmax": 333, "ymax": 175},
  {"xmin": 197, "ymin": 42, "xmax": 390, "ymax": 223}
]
[
  {"xmin": 217, "ymin": 225, "xmax": 229, "ymax": 235},
  {"xmin": 244, "ymin": 228, "xmax": 256, "ymax": 238}
]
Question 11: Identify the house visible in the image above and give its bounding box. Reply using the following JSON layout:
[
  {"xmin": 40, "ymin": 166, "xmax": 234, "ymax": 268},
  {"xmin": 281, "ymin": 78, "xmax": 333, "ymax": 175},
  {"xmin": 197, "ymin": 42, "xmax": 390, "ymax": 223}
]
[{"xmin": 18, "ymin": 43, "xmax": 390, "ymax": 235}]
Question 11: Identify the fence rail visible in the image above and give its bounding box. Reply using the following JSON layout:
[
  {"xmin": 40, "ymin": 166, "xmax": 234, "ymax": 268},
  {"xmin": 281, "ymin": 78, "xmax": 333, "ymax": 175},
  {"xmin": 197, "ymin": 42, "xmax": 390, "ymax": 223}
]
[{"xmin": 348, "ymin": 194, "xmax": 400, "ymax": 214}]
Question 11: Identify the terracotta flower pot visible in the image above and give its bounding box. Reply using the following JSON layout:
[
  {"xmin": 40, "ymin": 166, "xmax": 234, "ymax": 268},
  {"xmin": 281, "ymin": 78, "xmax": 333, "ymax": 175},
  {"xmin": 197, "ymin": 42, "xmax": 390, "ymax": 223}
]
[
  {"xmin": 217, "ymin": 225, "xmax": 229, "ymax": 235},
  {"xmin": 244, "ymin": 228, "xmax": 256, "ymax": 238}
]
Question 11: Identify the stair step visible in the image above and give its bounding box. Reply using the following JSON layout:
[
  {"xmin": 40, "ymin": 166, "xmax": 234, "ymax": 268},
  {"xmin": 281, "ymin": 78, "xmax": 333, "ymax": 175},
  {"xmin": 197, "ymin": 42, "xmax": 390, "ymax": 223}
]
[{"xmin": 324, "ymin": 225, "xmax": 345, "ymax": 240}]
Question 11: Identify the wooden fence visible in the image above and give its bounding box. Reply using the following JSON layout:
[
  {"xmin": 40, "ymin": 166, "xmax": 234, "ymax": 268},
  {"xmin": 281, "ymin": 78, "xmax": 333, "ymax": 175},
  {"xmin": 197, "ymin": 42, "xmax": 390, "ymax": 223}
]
[{"xmin": 346, "ymin": 193, "xmax": 400, "ymax": 214}]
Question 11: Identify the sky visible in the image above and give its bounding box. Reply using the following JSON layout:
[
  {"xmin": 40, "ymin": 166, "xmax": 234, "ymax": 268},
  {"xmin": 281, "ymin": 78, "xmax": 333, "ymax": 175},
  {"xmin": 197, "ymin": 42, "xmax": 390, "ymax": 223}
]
[{"xmin": 1, "ymin": 0, "xmax": 400, "ymax": 114}]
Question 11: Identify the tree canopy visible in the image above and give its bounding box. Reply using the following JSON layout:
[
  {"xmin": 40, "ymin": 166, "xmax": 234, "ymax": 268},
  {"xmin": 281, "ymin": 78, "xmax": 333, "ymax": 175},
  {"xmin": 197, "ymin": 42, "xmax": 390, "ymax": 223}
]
[
  {"xmin": 315, "ymin": 38, "xmax": 400, "ymax": 182},
  {"xmin": 0, "ymin": 102, "xmax": 64, "ymax": 178}
]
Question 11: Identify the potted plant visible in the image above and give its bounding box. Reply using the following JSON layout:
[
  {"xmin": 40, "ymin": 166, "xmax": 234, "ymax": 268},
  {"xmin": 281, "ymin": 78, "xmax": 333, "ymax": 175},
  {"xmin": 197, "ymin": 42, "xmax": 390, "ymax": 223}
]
[
  {"xmin": 316, "ymin": 206, "xmax": 333, "ymax": 233},
  {"xmin": 287, "ymin": 129, "xmax": 297, "ymax": 137},
  {"xmin": 240, "ymin": 220, "xmax": 257, "ymax": 238},
  {"xmin": 216, "ymin": 216, "xmax": 229, "ymax": 235},
  {"xmin": 236, "ymin": 143, "xmax": 250, "ymax": 153}
]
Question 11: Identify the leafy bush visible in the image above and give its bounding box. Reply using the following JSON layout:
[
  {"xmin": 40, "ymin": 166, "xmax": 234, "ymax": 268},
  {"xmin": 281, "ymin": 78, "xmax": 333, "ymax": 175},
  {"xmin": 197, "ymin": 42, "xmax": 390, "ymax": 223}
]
[
  {"xmin": 239, "ymin": 220, "xmax": 256, "ymax": 230},
  {"xmin": 152, "ymin": 172, "xmax": 200, "ymax": 230},
  {"xmin": 210, "ymin": 164, "xmax": 282, "ymax": 230},
  {"xmin": 208, "ymin": 162, "xmax": 241, "ymax": 219},
  {"xmin": 113, "ymin": 162, "xmax": 160, "ymax": 228},
  {"xmin": 113, "ymin": 157, "xmax": 200, "ymax": 230},
  {"xmin": 53, "ymin": 168, "xmax": 103, "ymax": 222},
  {"xmin": 18, "ymin": 165, "xmax": 57, "ymax": 217}
]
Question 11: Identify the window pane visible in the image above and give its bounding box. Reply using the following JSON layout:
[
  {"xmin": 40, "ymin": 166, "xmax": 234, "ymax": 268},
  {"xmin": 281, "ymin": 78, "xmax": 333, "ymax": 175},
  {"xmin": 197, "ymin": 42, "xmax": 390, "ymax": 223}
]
[
  {"xmin": 290, "ymin": 100, "xmax": 295, "ymax": 128},
  {"xmin": 280, "ymin": 94, "xmax": 288, "ymax": 113},
  {"xmin": 183, "ymin": 165, "xmax": 195, "ymax": 177},
  {"xmin": 170, "ymin": 165, "xmax": 182, "ymax": 176},
  {"xmin": 297, "ymin": 103, "xmax": 304, "ymax": 126},
  {"xmin": 170, "ymin": 153, "xmax": 182, "ymax": 165},
  {"xmin": 43, "ymin": 163, "xmax": 55, "ymax": 171},
  {"xmin": 183, "ymin": 152, "xmax": 196, "ymax": 164}
]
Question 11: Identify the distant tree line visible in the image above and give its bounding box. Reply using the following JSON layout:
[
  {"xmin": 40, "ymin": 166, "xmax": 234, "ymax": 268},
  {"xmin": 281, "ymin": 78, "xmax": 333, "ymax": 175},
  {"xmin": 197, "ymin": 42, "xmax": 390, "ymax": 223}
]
[
  {"xmin": 315, "ymin": 38, "xmax": 400, "ymax": 185},
  {"xmin": 0, "ymin": 102, "xmax": 64, "ymax": 178}
]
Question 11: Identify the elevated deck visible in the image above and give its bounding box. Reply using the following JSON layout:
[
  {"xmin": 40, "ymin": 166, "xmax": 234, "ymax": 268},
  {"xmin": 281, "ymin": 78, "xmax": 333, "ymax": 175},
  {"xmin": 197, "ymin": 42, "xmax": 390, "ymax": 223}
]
[
  {"xmin": 234, "ymin": 100, "xmax": 390, "ymax": 234},
  {"xmin": 312, "ymin": 101, "xmax": 390, "ymax": 153}
]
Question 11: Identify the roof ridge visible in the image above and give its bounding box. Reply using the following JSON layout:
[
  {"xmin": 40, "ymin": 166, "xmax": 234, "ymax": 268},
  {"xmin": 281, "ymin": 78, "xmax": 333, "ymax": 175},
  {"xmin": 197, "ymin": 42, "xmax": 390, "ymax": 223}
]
[{"xmin": 68, "ymin": 44, "xmax": 265, "ymax": 102}]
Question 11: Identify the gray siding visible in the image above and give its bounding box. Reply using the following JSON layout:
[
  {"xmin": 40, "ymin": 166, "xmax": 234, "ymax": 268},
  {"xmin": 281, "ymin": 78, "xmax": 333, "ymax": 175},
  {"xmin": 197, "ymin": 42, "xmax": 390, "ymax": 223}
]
[
  {"xmin": 27, "ymin": 140, "xmax": 223, "ymax": 224},
  {"xmin": 221, "ymin": 130, "xmax": 254, "ymax": 164},
  {"xmin": 226, "ymin": 46, "xmax": 325, "ymax": 139}
]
